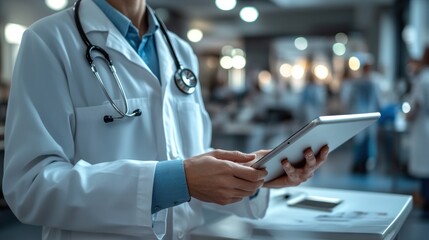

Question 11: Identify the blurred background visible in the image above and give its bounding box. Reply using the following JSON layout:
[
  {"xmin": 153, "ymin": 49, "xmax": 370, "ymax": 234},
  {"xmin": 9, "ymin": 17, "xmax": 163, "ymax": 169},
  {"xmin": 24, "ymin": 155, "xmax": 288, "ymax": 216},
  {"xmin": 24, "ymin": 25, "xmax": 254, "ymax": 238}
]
[{"xmin": 1, "ymin": 0, "xmax": 428, "ymax": 239}]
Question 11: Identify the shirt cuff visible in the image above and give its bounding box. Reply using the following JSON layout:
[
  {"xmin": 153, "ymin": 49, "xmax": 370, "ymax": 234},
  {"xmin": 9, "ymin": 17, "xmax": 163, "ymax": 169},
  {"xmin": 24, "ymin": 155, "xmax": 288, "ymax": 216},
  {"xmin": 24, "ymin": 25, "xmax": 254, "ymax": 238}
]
[{"xmin": 152, "ymin": 159, "xmax": 190, "ymax": 213}]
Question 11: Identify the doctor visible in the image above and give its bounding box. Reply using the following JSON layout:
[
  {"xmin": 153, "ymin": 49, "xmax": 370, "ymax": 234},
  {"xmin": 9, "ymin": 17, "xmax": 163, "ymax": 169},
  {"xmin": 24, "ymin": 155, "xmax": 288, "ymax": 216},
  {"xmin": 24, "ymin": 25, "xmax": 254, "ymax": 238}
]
[
  {"xmin": 2, "ymin": 0, "xmax": 329, "ymax": 239},
  {"xmin": 407, "ymin": 47, "xmax": 429, "ymax": 218}
]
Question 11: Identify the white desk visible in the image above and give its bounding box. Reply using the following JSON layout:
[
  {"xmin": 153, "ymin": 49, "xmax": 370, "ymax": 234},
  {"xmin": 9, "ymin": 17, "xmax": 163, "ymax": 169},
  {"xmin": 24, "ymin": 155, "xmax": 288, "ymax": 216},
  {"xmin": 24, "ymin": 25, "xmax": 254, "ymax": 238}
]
[{"xmin": 190, "ymin": 187, "xmax": 412, "ymax": 240}]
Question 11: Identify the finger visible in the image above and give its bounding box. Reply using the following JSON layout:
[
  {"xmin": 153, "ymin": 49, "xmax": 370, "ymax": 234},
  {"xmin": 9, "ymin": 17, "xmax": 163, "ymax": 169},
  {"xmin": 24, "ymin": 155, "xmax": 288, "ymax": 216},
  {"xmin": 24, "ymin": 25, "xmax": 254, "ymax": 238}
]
[
  {"xmin": 303, "ymin": 148, "xmax": 317, "ymax": 168},
  {"xmin": 296, "ymin": 165, "xmax": 316, "ymax": 181},
  {"xmin": 212, "ymin": 149, "xmax": 256, "ymax": 163},
  {"xmin": 264, "ymin": 174, "xmax": 296, "ymax": 188},
  {"xmin": 232, "ymin": 177, "xmax": 264, "ymax": 193},
  {"xmin": 282, "ymin": 161, "xmax": 297, "ymax": 180},
  {"xmin": 217, "ymin": 179, "xmax": 260, "ymax": 199},
  {"xmin": 256, "ymin": 149, "xmax": 271, "ymax": 155},
  {"xmin": 283, "ymin": 160, "xmax": 307, "ymax": 183},
  {"xmin": 315, "ymin": 145, "xmax": 330, "ymax": 167},
  {"xmin": 232, "ymin": 164, "xmax": 267, "ymax": 181},
  {"xmin": 319, "ymin": 145, "xmax": 329, "ymax": 160},
  {"xmin": 253, "ymin": 149, "xmax": 271, "ymax": 159}
]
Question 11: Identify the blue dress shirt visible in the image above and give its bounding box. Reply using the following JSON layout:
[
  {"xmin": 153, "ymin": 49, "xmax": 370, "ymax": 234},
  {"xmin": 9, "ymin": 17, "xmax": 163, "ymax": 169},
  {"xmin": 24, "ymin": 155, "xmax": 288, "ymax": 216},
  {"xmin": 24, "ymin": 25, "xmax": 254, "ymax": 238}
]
[
  {"xmin": 93, "ymin": 0, "xmax": 190, "ymax": 214},
  {"xmin": 93, "ymin": 0, "xmax": 160, "ymax": 80}
]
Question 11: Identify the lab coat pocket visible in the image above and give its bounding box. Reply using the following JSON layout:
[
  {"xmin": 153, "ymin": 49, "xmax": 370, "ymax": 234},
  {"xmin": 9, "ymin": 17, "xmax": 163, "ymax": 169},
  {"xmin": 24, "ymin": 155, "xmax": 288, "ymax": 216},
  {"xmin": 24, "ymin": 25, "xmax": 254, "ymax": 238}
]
[
  {"xmin": 74, "ymin": 98, "xmax": 157, "ymax": 164},
  {"xmin": 176, "ymin": 101, "xmax": 205, "ymax": 157}
]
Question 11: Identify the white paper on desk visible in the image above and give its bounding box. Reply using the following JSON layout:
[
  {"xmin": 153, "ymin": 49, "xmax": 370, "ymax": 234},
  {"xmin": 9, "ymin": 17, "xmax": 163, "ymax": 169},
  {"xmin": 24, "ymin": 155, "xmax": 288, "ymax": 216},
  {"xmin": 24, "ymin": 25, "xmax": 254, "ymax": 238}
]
[
  {"xmin": 315, "ymin": 211, "xmax": 389, "ymax": 222},
  {"xmin": 245, "ymin": 203, "xmax": 393, "ymax": 234}
]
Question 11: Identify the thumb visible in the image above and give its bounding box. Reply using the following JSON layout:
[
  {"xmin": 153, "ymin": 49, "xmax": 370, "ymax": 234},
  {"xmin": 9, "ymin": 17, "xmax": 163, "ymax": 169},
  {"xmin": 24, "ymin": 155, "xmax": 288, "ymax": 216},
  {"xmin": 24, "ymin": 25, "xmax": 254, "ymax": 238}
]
[{"xmin": 212, "ymin": 149, "xmax": 256, "ymax": 163}]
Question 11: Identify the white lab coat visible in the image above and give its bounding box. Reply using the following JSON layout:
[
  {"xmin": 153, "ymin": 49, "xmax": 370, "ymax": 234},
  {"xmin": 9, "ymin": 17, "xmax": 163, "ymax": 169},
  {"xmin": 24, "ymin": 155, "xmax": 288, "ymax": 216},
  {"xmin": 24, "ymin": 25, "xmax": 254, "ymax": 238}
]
[
  {"xmin": 2, "ymin": 1, "xmax": 269, "ymax": 239},
  {"xmin": 408, "ymin": 68, "xmax": 429, "ymax": 177}
]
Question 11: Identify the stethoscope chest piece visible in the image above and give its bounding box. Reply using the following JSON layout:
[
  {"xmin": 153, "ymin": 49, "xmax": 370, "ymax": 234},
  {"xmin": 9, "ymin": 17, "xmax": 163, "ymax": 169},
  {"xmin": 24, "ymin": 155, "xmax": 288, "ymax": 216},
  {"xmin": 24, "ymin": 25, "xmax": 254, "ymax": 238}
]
[{"xmin": 175, "ymin": 68, "xmax": 197, "ymax": 94}]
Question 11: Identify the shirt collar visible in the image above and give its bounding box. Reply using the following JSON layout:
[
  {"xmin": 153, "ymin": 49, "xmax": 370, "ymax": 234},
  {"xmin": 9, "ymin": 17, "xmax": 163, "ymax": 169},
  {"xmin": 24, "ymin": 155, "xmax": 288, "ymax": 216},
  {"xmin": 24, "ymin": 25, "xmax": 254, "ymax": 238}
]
[
  {"xmin": 145, "ymin": 7, "xmax": 159, "ymax": 37},
  {"xmin": 93, "ymin": 0, "xmax": 159, "ymax": 38}
]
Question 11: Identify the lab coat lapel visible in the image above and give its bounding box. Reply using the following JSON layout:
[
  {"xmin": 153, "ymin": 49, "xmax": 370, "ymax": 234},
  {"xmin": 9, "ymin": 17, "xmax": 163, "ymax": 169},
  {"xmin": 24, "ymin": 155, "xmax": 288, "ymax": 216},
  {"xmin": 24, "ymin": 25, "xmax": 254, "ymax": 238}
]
[
  {"xmin": 155, "ymin": 29, "xmax": 175, "ymax": 90},
  {"xmin": 105, "ymin": 33, "xmax": 145, "ymax": 68}
]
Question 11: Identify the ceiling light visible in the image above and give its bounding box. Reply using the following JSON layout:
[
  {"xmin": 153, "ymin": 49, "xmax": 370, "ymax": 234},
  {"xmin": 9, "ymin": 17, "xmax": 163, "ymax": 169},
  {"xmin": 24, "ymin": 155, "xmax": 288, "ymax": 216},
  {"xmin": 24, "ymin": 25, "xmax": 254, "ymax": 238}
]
[
  {"xmin": 240, "ymin": 7, "xmax": 259, "ymax": 23},
  {"xmin": 279, "ymin": 63, "xmax": 292, "ymax": 78},
  {"xmin": 313, "ymin": 65, "xmax": 329, "ymax": 80},
  {"xmin": 221, "ymin": 45, "xmax": 234, "ymax": 56},
  {"xmin": 292, "ymin": 64, "xmax": 305, "ymax": 79},
  {"xmin": 45, "ymin": 0, "xmax": 68, "ymax": 11},
  {"xmin": 402, "ymin": 102, "xmax": 411, "ymax": 114},
  {"xmin": 335, "ymin": 32, "xmax": 348, "ymax": 44},
  {"xmin": 220, "ymin": 56, "xmax": 233, "ymax": 69},
  {"xmin": 187, "ymin": 29, "xmax": 203, "ymax": 43},
  {"xmin": 294, "ymin": 37, "xmax": 308, "ymax": 51},
  {"xmin": 231, "ymin": 48, "xmax": 245, "ymax": 56},
  {"xmin": 5, "ymin": 23, "xmax": 27, "ymax": 44},
  {"xmin": 348, "ymin": 56, "xmax": 361, "ymax": 71},
  {"xmin": 332, "ymin": 43, "xmax": 346, "ymax": 56},
  {"xmin": 258, "ymin": 71, "xmax": 272, "ymax": 85},
  {"xmin": 215, "ymin": 0, "xmax": 237, "ymax": 11},
  {"xmin": 232, "ymin": 55, "xmax": 246, "ymax": 69}
]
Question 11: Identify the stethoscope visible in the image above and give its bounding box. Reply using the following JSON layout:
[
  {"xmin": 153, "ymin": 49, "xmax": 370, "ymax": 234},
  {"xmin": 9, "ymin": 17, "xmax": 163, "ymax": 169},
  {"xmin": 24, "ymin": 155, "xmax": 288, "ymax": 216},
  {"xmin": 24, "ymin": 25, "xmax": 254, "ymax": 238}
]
[{"xmin": 73, "ymin": 0, "xmax": 198, "ymax": 123}]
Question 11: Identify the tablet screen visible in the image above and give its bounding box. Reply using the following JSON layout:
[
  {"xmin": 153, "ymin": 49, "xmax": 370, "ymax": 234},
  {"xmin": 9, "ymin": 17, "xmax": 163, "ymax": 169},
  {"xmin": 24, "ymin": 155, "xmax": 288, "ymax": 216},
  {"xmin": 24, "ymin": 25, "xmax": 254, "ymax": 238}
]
[{"xmin": 251, "ymin": 112, "xmax": 380, "ymax": 182}]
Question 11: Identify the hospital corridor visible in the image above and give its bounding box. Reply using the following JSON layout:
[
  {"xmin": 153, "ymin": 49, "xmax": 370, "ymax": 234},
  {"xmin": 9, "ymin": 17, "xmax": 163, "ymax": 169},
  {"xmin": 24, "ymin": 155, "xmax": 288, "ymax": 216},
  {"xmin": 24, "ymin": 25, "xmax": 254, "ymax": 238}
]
[{"xmin": 1, "ymin": 0, "xmax": 429, "ymax": 239}]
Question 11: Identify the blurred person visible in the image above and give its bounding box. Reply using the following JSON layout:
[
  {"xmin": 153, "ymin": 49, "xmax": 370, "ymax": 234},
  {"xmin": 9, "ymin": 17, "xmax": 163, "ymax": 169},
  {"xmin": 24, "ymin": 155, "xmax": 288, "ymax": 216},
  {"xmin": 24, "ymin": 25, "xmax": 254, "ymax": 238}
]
[
  {"xmin": 406, "ymin": 48, "xmax": 429, "ymax": 219},
  {"xmin": 300, "ymin": 61, "xmax": 327, "ymax": 123},
  {"xmin": 339, "ymin": 65, "xmax": 355, "ymax": 114},
  {"xmin": 2, "ymin": 0, "xmax": 330, "ymax": 239},
  {"xmin": 405, "ymin": 58, "xmax": 423, "ymax": 95},
  {"xmin": 346, "ymin": 55, "xmax": 381, "ymax": 174}
]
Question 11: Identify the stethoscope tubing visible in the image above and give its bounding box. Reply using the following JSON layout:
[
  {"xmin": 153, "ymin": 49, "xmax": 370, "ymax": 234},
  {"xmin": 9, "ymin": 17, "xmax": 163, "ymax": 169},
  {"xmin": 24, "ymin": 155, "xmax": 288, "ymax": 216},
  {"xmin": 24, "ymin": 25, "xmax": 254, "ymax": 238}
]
[
  {"xmin": 73, "ymin": 0, "xmax": 198, "ymax": 123},
  {"xmin": 74, "ymin": 0, "xmax": 140, "ymax": 122}
]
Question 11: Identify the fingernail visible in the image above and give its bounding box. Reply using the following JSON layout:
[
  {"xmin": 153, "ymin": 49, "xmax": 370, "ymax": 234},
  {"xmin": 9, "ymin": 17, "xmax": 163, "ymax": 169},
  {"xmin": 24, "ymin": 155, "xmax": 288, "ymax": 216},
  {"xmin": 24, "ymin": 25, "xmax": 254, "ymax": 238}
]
[{"xmin": 323, "ymin": 149, "xmax": 329, "ymax": 155}]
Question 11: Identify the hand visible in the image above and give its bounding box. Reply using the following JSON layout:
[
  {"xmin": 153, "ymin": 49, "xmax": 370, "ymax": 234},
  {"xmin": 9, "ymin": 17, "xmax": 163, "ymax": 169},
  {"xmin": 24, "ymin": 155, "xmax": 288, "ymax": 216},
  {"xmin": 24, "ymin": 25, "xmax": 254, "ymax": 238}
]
[
  {"xmin": 184, "ymin": 149, "xmax": 267, "ymax": 205},
  {"xmin": 241, "ymin": 149, "xmax": 271, "ymax": 167},
  {"xmin": 263, "ymin": 145, "xmax": 329, "ymax": 188}
]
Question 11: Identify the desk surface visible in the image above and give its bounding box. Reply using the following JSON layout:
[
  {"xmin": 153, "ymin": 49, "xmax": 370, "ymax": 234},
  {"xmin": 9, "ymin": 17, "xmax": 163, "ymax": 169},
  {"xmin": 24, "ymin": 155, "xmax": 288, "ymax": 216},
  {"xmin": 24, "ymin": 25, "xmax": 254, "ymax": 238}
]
[{"xmin": 191, "ymin": 187, "xmax": 413, "ymax": 240}]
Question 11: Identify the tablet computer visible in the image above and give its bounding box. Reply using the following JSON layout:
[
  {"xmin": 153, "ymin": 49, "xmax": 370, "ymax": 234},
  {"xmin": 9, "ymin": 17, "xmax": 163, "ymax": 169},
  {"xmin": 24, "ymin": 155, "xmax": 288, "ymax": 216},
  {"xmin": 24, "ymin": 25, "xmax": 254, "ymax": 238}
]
[{"xmin": 251, "ymin": 112, "xmax": 381, "ymax": 182}]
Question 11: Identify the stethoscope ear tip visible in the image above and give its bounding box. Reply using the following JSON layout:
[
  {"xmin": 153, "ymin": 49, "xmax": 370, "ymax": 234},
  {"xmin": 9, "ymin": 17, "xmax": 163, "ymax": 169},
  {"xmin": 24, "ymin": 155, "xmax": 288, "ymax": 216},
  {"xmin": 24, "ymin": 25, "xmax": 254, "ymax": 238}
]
[
  {"xmin": 103, "ymin": 109, "xmax": 141, "ymax": 123},
  {"xmin": 104, "ymin": 115, "xmax": 114, "ymax": 123},
  {"xmin": 133, "ymin": 109, "xmax": 142, "ymax": 116}
]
